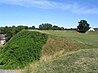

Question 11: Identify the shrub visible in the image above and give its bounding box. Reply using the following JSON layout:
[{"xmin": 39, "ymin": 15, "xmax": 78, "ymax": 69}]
[{"xmin": 0, "ymin": 30, "xmax": 47, "ymax": 69}]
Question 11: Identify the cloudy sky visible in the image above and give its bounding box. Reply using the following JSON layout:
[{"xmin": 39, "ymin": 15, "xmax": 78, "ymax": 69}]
[{"xmin": 0, "ymin": 0, "xmax": 98, "ymax": 28}]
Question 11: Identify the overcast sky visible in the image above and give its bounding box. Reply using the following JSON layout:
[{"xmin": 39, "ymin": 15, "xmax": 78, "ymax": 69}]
[{"xmin": 0, "ymin": 0, "xmax": 98, "ymax": 28}]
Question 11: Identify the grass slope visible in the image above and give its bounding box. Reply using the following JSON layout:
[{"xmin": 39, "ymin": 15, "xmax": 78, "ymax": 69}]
[
  {"xmin": 33, "ymin": 49, "xmax": 98, "ymax": 73},
  {"xmin": 23, "ymin": 30, "xmax": 98, "ymax": 73},
  {"xmin": 0, "ymin": 30, "xmax": 48, "ymax": 69},
  {"xmin": 42, "ymin": 37, "xmax": 86, "ymax": 56},
  {"xmin": 0, "ymin": 30, "xmax": 98, "ymax": 73},
  {"xmin": 42, "ymin": 30, "xmax": 98, "ymax": 48}
]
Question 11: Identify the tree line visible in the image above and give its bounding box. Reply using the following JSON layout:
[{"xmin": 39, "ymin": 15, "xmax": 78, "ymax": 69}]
[
  {"xmin": 0, "ymin": 20, "xmax": 90, "ymax": 41},
  {"xmin": 39, "ymin": 23, "xmax": 64, "ymax": 30},
  {"xmin": 39, "ymin": 20, "xmax": 90, "ymax": 32},
  {"xmin": 0, "ymin": 25, "xmax": 35, "ymax": 41},
  {"xmin": 0, "ymin": 24, "xmax": 64, "ymax": 42}
]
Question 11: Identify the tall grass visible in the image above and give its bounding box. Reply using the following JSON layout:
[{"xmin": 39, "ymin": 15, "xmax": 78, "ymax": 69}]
[{"xmin": 42, "ymin": 36, "xmax": 86, "ymax": 56}]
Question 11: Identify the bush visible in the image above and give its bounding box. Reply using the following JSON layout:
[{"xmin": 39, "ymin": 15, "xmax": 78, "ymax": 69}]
[{"xmin": 0, "ymin": 30, "xmax": 47, "ymax": 69}]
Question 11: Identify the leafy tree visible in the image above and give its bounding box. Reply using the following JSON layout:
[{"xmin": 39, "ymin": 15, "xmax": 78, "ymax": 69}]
[
  {"xmin": 52, "ymin": 25, "xmax": 64, "ymax": 30},
  {"xmin": 24, "ymin": 26, "xmax": 29, "ymax": 29},
  {"xmin": 39, "ymin": 23, "xmax": 52, "ymax": 30},
  {"xmin": 31, "ymin": 26, "xmax": 35, "ymax": 29},
  {"xmin": 77, "ymin": 20, "xmax": 90, "ymax": 33},
  {"xmin": 0, "ymin": 25, "xmax": 28, "ymax": 42},
  {"xmin": 52, "ymin": 25, "xmax": 60, "ymax": 30},
  {"xmin": 60, "ymin": 27, "xmax": 65, "ymax": 30}
]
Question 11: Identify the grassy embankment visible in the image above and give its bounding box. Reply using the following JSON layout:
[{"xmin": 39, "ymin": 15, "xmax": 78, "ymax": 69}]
[
  {"xmin": 23, "ymin": 30, "xmax": 98, "ymax": 73},
  {"xmin": 0, "ymin": 30, "xmax": 98, "ymax": 73},
  {"xmin": 0, "ymin": 30, "xmax": 48, "ymax": 69}
]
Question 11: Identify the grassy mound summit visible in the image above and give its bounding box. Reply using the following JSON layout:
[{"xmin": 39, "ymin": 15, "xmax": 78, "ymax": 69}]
[{"xmin": 0, "ymin": 30, "xmax": 47, "ymax": 69}]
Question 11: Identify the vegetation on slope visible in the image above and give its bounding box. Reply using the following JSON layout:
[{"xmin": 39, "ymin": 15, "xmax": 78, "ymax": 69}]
[
  {"xmin": 0, "ymin": 30, "xmax": 98, "ymax": 73},
  {"xmin": 0, "ymin": 30, "xmax": 48, "ymax": 69},
  {"xmin": 42, "ymin": 30, "xmax": 98, "ymax": 48},
  {"xmin": 22, "ymin": 30, "xmax": 98, "ymax": 73},
  {"xmin": 42, "ymin": 37, "xmax": 86, "ymax": 56},
  {"xmin": 33, "ymin": 49, "xmax": 98, "ymax": 73},
  {"xmin": 22, "ymin": 36, "xmax": 88, "ymax": 73}
]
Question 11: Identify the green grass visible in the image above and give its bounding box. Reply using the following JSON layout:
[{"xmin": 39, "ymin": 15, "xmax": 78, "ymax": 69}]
[
  {"xmin": 0, "ymin": 30, "xmax": 98, "ymax": 73},
  {"xmin": 33, "ymin": 49, "xmax": 98, "ymax": 73},
  {"xmin": 42, "ymin": 30, "xmax": 98, "ymax": 48},
  {"xmin": 0, "ymin": 30, "xmax": 48, "ymax": 69},
  {"xmin": 23, "ymin": 30, "xmax": 98, "ymax": 73}
]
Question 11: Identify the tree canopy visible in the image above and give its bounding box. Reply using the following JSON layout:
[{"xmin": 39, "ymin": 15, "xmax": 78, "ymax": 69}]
[
  {"xmin": 0, "ymin": 25, "xmax": 35, "ymax": 41},
  {"xmin": 39, "ymin": 23, "xmax": 52, "ymax": 30},
  {"xmin": 39, "ymin": 23, "xmax": 64, "ymax": 30},
  {"xmin": 77, "ymin": 20, "xmax": 90, "ymax": 33}
]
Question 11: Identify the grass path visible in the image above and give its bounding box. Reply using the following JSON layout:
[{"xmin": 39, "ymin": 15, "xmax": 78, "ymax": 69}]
[{"xmin": 0, "ymin": 69, "xmax": 21, "ymax": 73}]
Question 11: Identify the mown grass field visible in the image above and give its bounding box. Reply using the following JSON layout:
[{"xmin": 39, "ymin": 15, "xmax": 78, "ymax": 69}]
[
  {"xmin": 33, "ymin": 49, "xmax": 98, "ymax": 73},
  {"xmin": 23, "ymin": 30, "xmax": 98, "ymax": 73},
  {"xmin": 42, "ymin": 30, "xmax": 98, "ymax": 48}
]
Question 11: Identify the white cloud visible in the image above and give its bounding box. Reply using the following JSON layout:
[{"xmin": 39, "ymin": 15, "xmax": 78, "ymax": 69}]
[
  {"xmin": 71, "ymin": 2, "xmax": 98, "ymax": 14},
  {"xmin": 0, "ymin": 0, "xmax": 98, "ymax": 14}
]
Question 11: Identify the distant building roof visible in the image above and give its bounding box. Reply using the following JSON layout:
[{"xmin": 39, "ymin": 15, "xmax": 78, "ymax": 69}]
[{"xmin": 88, "ymin": 28, "xmax": 95, "ymax": 31}]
